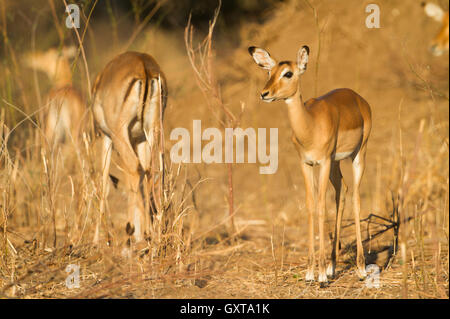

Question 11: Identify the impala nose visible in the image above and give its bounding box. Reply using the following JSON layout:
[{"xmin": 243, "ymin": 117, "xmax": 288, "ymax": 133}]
[{"xmin": 261, "ymin": 91, "xmax": 269, "ymax": 99}]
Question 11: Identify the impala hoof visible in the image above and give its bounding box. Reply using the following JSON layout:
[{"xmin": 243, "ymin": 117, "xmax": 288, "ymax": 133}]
[
  {"xmin": 126, "ymin": 222, "xmax": 135, "ymax": 236},
  {"xmin": 318, "ymin": 273, "xmax": 328, "ymax": 287},
  {"xmin": 319, "ymin": 282, "xmax": 329, "ymax": 289},
  {"xmin": 326, "ymin": 263, "xmax": 336, "ymax": 278},
  {"xmin": 305, "ymin": 270, "xmax": 315, "ymax": 283},
  {"xmin": 356, "ymin": 268, "xmax": 367, "ymax": 281}
]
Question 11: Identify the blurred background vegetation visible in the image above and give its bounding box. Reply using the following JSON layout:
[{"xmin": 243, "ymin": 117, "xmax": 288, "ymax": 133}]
[
  {"xmin": 1, "ymin": 0, "xmax": 285, "ymax": 51},
  {"xmin": 0, "ymin": 0, "xmax": 286, "ymax": 129}
]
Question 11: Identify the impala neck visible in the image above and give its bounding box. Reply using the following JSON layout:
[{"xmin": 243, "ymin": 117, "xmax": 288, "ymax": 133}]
[{"xmin": 284, "ymin": 83, "xmax": 313, "ymax": 145}]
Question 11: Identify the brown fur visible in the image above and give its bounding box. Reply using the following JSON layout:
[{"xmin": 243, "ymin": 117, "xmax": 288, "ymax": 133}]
[
  {"xmin": 92, "ymin": 51, "xmax": 168, "ymax": 244},
  {"xmin": 24, "ymin": 47, "xmax": 86, "ymax": 148},
  {"xmin": 250, "ymin": 45, "xmax": 372, "ymax": 285}
]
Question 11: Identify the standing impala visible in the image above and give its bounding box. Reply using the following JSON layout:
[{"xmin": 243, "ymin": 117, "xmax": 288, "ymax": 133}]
[
  {"xmin": 249, "ymin": 45, "xmax": 372, "ymax": 286},
  {"xmin": 25, "ymin": 47, "xmax": 85, "ymax": 148},
  {"xmin": 92, "ymin": 52, "xmax": 167, "ymax": 244},
  {"xmin": 422, "ymin": 2, "xmax": 449, "ymax": 56}
]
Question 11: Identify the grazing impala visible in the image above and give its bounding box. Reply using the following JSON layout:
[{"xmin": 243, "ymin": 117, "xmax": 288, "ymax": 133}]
[
  {"xmin": 249, "ymin": 45, "xmax": 372, "ymax": 286},
  {"xmin": 422, "ymin": 2, "xmax": 449, "ymax": 56},
  {"xmin": 25, "ymin": 47, "xmax": 85, "ymax": 148},
  {"xmin": 92, "ymin": 52, "xmax": 167, "ymax": 244}
]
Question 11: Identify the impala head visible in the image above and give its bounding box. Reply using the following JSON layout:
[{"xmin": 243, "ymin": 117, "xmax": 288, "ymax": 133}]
[
  {"xmin": 248, "ymin": 45, "xmax": 309, "ymax": 102},
  {"xmin": 24, "ymin": 46, "xmax": 77, "ymax": 85},
  {"xmin": 422, "ymin": 2, "xmax": 449, "ymax": 56}
]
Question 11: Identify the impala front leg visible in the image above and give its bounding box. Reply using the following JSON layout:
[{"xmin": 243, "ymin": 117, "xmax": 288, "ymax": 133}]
[
  {"xmin": 318, "ymin": 158, "xmax": 331, "ymax": 287},
  {"xmin": 327, "ymin": 161, "xmax": 348, "ymax": 278},
  {"xmin": 300, "ymin": 161, "xmax": 315, "ymax": 282}
]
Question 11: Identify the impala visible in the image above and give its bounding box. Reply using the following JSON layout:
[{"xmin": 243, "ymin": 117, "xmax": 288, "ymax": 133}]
[
  {"xmin": 25, "ymin": 47, "xmax": 85, "ymax": 149},
  {"xmin": 422, "ymin": 2, "xmax": 449, "ymax": 56},
  {"xmin": 249, "ymin": 45, "xmax": 372, "ymax": 286},
  {"xmin": 92, "ymin": 51, "xmax": 168, "ymax": 244}
]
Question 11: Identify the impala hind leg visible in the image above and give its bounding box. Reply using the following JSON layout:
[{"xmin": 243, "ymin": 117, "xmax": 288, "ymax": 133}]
[
  {"xmin": 317, "ymin": 159, "xmax": 331, "ymax": 286},
  {"xmin": 93, "ymin": 135, "xmax": 112, "ymax": 244},
  {"xmin": 124, "ymin": 171, "xmax": 145, "ymax": 243},
  {"xmin": 300, "ymin": 162, "xmax": 316, "ymax": 282},
  {"xmin": 136, "ymin": 140, "xmax": 154, "ymax": 239},
  {"xmin": 352, "ymin": 147, "xmax": 367, "ymax": 279},
  {"xmin": 327, "ymin": 161, "xmax": 348, "ymax": 278}
]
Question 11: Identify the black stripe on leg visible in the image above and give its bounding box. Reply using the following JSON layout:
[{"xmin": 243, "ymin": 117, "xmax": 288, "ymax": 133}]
[
  {"xmin": 140, "ymin": 65, "xmax": 150, "ymax": 125},
  {"xmin": 123, "ymin": 78, "xmax": 140, "ymax": 104}
]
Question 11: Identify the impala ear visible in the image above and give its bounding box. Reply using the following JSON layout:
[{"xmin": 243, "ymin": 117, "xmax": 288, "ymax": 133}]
[
  {"xmin": 248, "ymin": 46, "xmax": 276, "ymax": 70},
  {"xmin": 423, "ymin": 2, "xmax": 445, "ymax": 22},
  {"xmin": 297, "ymin": 45, "xmax": 309, "ymax": 75}
]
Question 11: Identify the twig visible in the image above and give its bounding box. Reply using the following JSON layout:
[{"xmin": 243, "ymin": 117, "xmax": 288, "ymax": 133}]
[
  {"xmin": 62, "ymin": 0, "xmax": 92, "ymax": 100},
  {"xmin": 121, "ymin": 0, "xmax": 164, "ymax": 52},
  {"xmin": 184, "ymin": 0, "xmax": 240, "ymax": 232}
]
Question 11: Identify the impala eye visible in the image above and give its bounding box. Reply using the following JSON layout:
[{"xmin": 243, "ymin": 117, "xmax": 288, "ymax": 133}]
[{"xmin": 284, "ymin": 71, "xmax": 293, "ymax": 78}]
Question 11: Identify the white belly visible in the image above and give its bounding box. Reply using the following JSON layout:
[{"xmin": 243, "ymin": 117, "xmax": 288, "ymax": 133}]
[
  {"xmin": 303, "ymin": 153, "xmax": 323, "ymax": 166},
  {"xmin": 302, "ymin": 151, "xmax": 353, "ymax": 166},
  {"xmin": 333, "ymin": 151, "xmax": 353, "ymax": 161}
]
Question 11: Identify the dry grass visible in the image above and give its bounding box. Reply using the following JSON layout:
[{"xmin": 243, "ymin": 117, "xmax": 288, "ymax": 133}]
[{"xmin": 0, "ymin": 0, "xmax": 448, "ymax": 298}]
